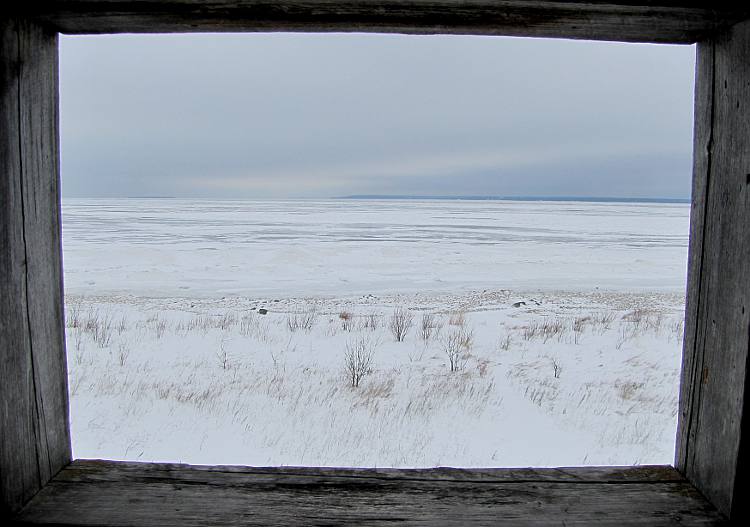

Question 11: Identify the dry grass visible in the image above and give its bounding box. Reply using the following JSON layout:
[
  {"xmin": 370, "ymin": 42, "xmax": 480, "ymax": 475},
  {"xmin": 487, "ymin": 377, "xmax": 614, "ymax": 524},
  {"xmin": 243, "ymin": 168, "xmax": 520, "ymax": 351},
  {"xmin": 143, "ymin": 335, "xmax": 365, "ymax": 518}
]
[
  {"xmin": 64, "ymin": 294, "xmax": 684, "ymax": 466},
  {"xmin": 498, "ymin": 334, "xmax": 511, "ymax": 351},
  {"xmin": 287, "ymin": 307, "xmax": 318, "ymax": 332},
  {"xmin": 448, "ymin": 311, "xmax": 466, "ymax": 327},
  {"xmin": 339, "ymin": 311, "xmax": 355, "ymax": 331}
]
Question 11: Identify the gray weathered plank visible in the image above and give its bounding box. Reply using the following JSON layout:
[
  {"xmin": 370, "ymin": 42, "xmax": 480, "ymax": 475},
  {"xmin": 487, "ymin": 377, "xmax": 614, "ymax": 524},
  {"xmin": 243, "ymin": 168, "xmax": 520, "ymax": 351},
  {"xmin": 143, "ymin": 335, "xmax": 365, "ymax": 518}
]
[
  {"xmin": 676, "ymin": 17, "xmax": 750, "ymax": 520},
  {"xmin": 0, "ymin": 18, "xmax": 71, "ymax": 519},
  {"xmin": 9, "ymin": 1, "xmax": 750, "ymax": 44},
  {"xmin": 14, "ymin": 460, "xmax": 727, "ymax": 526},
  {"xmin": 58, "ymin": 459, "xmax": 687, "ymax": 484}
]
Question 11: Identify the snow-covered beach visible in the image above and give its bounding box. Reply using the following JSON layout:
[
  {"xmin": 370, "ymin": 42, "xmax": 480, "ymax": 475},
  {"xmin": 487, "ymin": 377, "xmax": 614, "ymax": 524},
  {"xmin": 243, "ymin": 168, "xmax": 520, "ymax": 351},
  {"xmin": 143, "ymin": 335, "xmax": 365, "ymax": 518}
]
[{"xmin": 63, "ymin": 198, "xmax": 690, "ymax": 467}]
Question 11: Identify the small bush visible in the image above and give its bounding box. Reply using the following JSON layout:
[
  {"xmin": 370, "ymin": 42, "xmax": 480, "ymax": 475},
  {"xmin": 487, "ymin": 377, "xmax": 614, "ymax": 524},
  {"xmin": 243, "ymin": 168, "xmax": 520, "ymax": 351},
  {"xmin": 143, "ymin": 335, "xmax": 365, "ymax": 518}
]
[
  {"xmin": 344, "ymin": 337, "xmax": 376, "ymax": 388},
  {"xmin": 389, "ymin": 307, "xmax": 413, "ymax": 342},
  {"xmin": 551, "ymin": 357, "xmax": 562, "ymax": 379},
  {"xmin": 442, "ymin": 327, "xmax": 473, "ymax": 372},
  {"xmin": 360, "ymin": 313, "xmax": 379, "ymax": 331},
  {"xmin": 419, "ymin": 312, "xmax": 441, "ymax": 341}
]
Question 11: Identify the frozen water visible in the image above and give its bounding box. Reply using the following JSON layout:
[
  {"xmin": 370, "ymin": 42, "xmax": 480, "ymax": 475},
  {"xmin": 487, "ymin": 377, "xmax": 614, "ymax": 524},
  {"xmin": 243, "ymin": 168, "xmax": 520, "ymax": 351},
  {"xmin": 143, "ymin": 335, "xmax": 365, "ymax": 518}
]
[{"xmin": 62, "ymin": 198, "xmax": 690, "ymax": 297}]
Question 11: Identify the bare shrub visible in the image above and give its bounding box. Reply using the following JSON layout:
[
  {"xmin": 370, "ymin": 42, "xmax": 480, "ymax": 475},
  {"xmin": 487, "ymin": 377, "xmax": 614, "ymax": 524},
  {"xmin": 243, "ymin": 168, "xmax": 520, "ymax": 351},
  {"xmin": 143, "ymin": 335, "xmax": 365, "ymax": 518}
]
[
  {"xmin": 287, "ymin": 307, "xmax": 317, "ymax": 332},
  {"xmin": 442, "ymin": 327, "xmax": 473, "ymax": 372},
  {"xmin": 551, "ymin": 357, "xmax": 562, "ymax": 379},
  {"xmin": 217, "ymin": 340, "xmax": 231, "ymax": 370},
  {"xmin": 419, "ymin": 312, "xmax": 442, "ymax": 341},
  {"xmin": 339, "ymin": 311, "xmax": 355, "ymax": 331},
  {"xmin": 389, "ymin": 307, "xmax": 414, "ymax": 342},
  {"xmin": 344, "ymin": 337, "xmax": 376, "ymax": 387},
  {"xmin": 360, "ymin": 313, "xmax": 379, "ymax": 331},
  {"xmin": 498, "ymin": 334, "xmax": 511, "ymax": 351}
]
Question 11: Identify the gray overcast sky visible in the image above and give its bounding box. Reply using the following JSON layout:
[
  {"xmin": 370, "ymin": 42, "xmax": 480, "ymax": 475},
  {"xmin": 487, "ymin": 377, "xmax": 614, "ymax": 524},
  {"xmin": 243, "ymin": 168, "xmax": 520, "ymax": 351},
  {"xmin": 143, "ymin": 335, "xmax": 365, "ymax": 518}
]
[{"xmin": 59, "ymin": 33, "xmax": 695, "ymax": 199}]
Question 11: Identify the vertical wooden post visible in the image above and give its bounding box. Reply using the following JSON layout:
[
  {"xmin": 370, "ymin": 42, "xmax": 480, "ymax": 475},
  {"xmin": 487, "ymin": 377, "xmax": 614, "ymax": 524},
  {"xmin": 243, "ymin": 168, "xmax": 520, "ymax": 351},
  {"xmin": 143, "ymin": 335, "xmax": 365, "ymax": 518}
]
[
  {"xmin": 676, "ymin": 18, "xmax": 750, "ymax": 520},
  {"xmin": 0, "ymin": 18, "xmax": 70, "ymax": 517}
]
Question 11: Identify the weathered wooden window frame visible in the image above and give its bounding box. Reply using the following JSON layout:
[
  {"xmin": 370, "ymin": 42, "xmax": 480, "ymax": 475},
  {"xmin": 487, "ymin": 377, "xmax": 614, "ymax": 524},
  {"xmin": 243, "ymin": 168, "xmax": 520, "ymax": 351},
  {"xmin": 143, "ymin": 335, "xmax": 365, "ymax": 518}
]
[{"xmin": 2, "ymin": 2, "xmax": 749, "ymax": 524}]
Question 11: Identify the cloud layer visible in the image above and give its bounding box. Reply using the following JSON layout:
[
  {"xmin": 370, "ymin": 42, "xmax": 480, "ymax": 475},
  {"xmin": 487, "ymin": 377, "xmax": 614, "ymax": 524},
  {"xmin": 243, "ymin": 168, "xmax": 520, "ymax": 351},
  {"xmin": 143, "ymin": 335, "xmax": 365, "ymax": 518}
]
[{"xmin": 60, "ymin": 33, "xmax": 695, "ymax": 199}]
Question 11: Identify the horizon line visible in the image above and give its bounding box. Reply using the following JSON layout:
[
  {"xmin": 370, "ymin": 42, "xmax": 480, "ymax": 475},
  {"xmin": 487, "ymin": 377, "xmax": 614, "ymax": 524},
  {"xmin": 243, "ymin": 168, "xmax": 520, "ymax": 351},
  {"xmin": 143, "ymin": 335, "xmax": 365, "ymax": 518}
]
[{"xmin": 62, "ymin": 194, "xmax": 691, "ymax": 204}]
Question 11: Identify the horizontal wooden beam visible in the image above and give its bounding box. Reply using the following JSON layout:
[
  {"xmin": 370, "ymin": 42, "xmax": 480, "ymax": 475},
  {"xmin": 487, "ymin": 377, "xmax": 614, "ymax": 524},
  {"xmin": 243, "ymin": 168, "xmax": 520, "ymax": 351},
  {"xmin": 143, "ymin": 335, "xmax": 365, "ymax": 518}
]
[
  {"xmin": 6, "ymin": 1, "xmax": 750, "ymax": 44},
  {"xmin": 13, "ymin": 460, "xmax": 726, "ymax": 525}
]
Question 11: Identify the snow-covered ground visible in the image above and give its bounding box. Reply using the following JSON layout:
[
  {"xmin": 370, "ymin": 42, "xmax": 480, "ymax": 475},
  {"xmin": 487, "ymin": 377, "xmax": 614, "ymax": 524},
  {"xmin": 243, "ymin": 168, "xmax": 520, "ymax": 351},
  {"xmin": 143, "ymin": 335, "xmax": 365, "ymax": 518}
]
[{"xmin": 63, "ymin": 198, "xmax": 690, "ymax": 467}]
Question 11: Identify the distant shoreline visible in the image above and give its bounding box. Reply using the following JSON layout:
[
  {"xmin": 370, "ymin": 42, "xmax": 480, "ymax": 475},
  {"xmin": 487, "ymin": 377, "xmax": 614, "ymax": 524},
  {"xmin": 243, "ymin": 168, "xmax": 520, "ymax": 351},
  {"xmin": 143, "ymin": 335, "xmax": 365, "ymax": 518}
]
[{"xmin": 335, "ymin": 195, "xmax": 691, "ymax": 204}]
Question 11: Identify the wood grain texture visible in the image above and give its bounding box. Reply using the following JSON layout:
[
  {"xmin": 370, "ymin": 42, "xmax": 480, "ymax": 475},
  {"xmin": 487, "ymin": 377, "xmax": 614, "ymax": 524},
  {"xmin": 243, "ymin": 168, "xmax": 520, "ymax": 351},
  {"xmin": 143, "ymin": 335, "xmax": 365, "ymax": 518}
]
[
  {"xmin": 676, "ymin": 17, "xmax": 750, "ymax": 521},
  {"xmin": 57, "ymin": 459, "xmax": 688, "ymax": 483},
  {"xmin": 13, "ymin": 460, "xmax": 727, "ymax": 526},
  {"xmin": 0, "ymin": 18, "xmax": 71, "ymax": 519},
  {"xmin": 8, "ymin": 1, "xmax": 750, "ymax": 43}
]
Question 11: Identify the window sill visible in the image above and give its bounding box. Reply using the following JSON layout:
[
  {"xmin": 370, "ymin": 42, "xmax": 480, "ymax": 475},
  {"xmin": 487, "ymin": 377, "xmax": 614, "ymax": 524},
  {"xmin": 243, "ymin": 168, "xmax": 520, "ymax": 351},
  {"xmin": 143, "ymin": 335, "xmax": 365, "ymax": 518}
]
[{"xmin": 13, "ymin": 460, "xmax": 725, "ymax": 525}]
